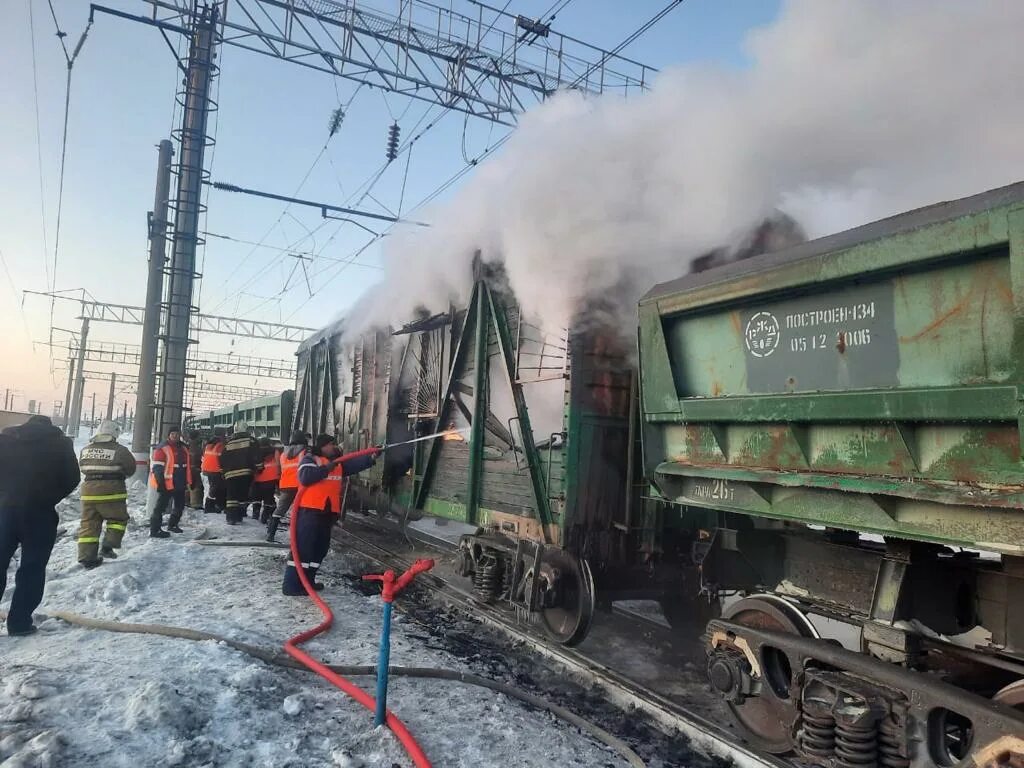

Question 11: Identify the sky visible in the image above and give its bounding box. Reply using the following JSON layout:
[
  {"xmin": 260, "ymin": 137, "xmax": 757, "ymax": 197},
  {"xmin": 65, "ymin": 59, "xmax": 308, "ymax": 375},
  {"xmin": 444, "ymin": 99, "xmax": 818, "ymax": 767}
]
[{"xmin": 0, "ymin": 0, "xmax": 779, "ymax": 416}]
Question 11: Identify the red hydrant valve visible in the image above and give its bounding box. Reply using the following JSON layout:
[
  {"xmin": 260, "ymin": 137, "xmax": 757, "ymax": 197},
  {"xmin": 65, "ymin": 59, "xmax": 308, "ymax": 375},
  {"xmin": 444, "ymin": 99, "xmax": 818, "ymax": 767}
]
[{"xmin": 363, "ymin": 559, "xmax": 434, "ymax": 603}]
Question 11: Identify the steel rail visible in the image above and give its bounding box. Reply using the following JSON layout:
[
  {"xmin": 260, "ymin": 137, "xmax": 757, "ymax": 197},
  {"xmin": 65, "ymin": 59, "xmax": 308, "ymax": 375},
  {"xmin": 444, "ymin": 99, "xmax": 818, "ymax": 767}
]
[{"xmin": 333, "ymin": 520, "xmax": 779, "ymax": 768}]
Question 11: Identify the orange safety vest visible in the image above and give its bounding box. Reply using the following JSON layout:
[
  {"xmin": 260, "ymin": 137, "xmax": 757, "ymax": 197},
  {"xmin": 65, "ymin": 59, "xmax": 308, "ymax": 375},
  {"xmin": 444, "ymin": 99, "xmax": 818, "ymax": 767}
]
[
  {"xmin": 149, "ymin": 443, "xmax": 193, "ymax": 490},
  {"xmin": 254, "ymin": 452, "xmax": 280, "ymax": 483},
  {"xmin": 279, "ymin": 450, "xmax": 305, "ymax": 490},
  {"xmin": 201, "ymin": 442, "xmax": 223, "ymax": 473},
  {"xmin": 299, "ymin": 455, "xmax": 343, "ymax": 514}
]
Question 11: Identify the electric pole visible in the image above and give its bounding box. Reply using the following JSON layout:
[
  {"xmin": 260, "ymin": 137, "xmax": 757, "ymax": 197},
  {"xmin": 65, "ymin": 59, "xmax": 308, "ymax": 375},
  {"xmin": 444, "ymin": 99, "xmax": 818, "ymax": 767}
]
[
  {"xmin": 133, "ymin": 138, "xmax": 173, "ymax": 456},
  {"xmin": 63, "ymin": 357, "xmax": 76, "ymax": 430},
  {"xmin": 90, "ymin": 391, "xmax": 96, "ymax": 430},
  {"xmin": 68, "ymin": 317, "xmax": 90, "ymax": 437},
  {"xmin": 157, "ymin": 5, "xmax": 218, "ymax": 440},
  {"xmin": 106, "ymin": 371, "xmax": 117, "ymax": 420}
]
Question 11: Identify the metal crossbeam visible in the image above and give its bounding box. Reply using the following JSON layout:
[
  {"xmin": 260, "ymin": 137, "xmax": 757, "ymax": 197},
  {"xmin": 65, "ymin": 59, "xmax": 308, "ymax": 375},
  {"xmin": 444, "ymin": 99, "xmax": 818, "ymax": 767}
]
[
  {"xmin": 26, "ymin": 291, "xmax": 315, "ymax": 343},
  {"xmin": 57, "ymin": 366, "xmax": 277, "ymax": 403},
  {"xmin": 95, "ymin": 0, "xmax": 655, "ymax": 126},
  {"xmin": 67, "ymin": 341, "xmax": 295, "ymax": 379}
]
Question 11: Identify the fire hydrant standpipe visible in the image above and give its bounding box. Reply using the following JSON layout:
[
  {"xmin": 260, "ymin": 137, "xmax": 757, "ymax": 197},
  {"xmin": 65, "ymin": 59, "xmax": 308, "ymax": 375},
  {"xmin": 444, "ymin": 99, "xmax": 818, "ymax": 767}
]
[
  {"xmin": 364, "ymin": 560, "xmax": 436, "ymax": 726},
  {"xmin": 284, "ymin": 446, "xmax": 432, "ymax": 768}
]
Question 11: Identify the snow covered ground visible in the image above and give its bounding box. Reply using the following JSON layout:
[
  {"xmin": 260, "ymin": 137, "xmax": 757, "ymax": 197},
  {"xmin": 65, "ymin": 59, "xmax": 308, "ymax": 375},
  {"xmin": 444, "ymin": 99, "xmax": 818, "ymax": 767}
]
[{"xmin": 2, "ymin": 449, "xmax": 635, "ymax": 767}]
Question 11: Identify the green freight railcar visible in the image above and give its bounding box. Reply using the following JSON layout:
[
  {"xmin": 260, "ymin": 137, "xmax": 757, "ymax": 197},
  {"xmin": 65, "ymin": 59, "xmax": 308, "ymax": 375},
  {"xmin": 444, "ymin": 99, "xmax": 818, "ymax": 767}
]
[
  {"xmin": 639, "ymin": 183, "xmax": 1024, "ymax": 761},
  {"xmin": 292, "ymin": 261, "xmax": 648, "ymax": 646},
  {"xmin": 186, "ymin": 390, "xmax": 294, "ymax": 441}
]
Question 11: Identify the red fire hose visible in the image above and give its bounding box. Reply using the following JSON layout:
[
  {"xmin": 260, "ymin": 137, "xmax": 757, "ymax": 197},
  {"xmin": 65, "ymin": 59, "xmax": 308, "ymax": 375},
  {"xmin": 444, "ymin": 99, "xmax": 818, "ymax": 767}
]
[{"xmin": 283, "ymin": 447, "xmax": 432, "ymax": 768}]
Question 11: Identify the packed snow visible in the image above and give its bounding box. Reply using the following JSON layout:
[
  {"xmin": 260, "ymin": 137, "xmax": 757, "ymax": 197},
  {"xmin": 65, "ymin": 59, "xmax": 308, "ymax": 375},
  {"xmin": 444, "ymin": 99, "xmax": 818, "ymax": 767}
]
[{"xmin": 2, "ymin": 440, "xmax": 634, "ymax": 767}]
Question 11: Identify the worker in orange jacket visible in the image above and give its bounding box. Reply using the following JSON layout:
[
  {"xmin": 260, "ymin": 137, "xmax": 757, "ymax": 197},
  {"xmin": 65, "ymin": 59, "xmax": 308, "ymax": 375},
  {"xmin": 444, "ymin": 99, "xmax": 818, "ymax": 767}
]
[
  {"xmin": 250, "ymin": 437, "xmax": 280, "ymax": 523},
  {"xmin": 201, "ymin": 428, "xmax": 226, "ymax": 514},
  {"xmin": 266, "ymin": 431, "xmax": 308, "ymax": 542},
  {"xmin": 149, "ymin": 427, "xmax": 192, "ymax": 538},
  {"xmin": 282, "ymin": 434, "xmax": 378, "ymax": 595}
]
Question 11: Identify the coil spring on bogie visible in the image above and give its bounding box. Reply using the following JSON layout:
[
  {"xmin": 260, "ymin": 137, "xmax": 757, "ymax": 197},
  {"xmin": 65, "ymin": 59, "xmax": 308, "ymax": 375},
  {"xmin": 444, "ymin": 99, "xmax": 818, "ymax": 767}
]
[
  {"xmin": 835, "ymin": 721, "xmax": 878, "ymax": 767},
  {"xmin": 800, "ymin": 711, "xmax": 837, "ymax": 758},
  {"xmin": 501, "ymin": 561, "xmax": 515, "ymax": 602},
  {"xmin": 473, "ymin": 555, "xmax": 502, "ymax": 603},
  {"xmin": 878, "ymin": 716, "xmax": 910, "ymax": 768}
]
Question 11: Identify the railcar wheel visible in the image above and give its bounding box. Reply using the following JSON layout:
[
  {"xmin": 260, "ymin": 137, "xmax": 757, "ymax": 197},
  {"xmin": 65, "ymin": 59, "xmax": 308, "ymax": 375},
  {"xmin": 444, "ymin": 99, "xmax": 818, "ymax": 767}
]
[
  {"xmin": 536, "ymin": 550, "xmax": 595, "ymax": 647},
  {"xmin": 715, "ymin": 595, "xmax": 819, "ymax": 754},
  {"xmin": 994, "ymin": 679, "xmax": 1024, "ymax": 711}
]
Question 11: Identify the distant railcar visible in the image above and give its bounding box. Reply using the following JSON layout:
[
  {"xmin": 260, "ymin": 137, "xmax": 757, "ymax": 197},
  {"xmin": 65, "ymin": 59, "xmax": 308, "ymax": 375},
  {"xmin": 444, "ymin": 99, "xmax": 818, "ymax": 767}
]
[{"xmin": 186, "ymin": 391, "xmax": 294, "ymax": 442}]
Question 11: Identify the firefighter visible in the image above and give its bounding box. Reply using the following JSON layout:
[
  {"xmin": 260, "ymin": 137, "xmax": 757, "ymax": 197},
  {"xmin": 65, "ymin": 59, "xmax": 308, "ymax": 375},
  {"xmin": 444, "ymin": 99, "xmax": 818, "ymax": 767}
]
[
  {"xmin": 77, "ymin": 419, "xmax": 136, "ymax": 567},
  {"xmin": 0, "ymin": 416, "xmax": 80, "ymax": 636},
  {"xmin": 187, "ymin": 430, "xmax": 205, "ymax": 509},
  {"xmin": 149, "ymin": 427, "xmax": 191, "ymax": 538},
  {"xmin": 220, "ymin": 421, "xmax": 258, "ymax": 525},
  {"xmin": 250, "ymin": 437, "xmax": 279, "ymax": 523},
  {"xmin": 201, "ymin": 427, "xmax": 227, "ymax": 514},
  {"xmin": 266, "ymin": 431, "xmax": 307, "ymax": 542},
  {"xmin": 282, "ymin": 435, "xmax": 378, "ymax": 596}
]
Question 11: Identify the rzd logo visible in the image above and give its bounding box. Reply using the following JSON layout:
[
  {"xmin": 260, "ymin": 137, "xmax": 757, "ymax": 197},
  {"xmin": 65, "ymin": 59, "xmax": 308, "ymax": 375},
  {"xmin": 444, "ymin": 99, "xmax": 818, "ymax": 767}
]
[{"xmin": 744, "ymin": 311, "xmax": 780, "ymax": 358}]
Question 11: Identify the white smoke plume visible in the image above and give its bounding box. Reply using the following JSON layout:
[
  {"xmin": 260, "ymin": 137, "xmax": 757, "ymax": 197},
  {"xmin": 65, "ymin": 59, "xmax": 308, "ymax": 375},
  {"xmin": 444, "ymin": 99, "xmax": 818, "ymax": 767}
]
[{"xmin": 350, "ymin": 0, "xmax": 1024, "ymax": 335}]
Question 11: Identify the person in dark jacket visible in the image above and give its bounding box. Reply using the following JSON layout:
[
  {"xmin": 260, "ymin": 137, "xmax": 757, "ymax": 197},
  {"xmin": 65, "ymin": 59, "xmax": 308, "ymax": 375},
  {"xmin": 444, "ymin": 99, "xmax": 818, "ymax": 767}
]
[
  {"xmin": 0, "ymin": 415, "xmax": 80, "ymax": 636},
  {"xmin": 149, "ymin": 427, "xmax": 191, "ymax": 538},
  {"xmin": 266, "ymin": 431, "xmax": 308, "ymax": 542},
  {"xmin": 220, "ymin": 421, "xmax": 258, "ymax": 525},
  {"xmin": 282, "ymin": 435, "xmax": 378, "ymax": 596},
  {"xmin": 187, "ymin": 430, "xmax": 205, "ymax": 509}
]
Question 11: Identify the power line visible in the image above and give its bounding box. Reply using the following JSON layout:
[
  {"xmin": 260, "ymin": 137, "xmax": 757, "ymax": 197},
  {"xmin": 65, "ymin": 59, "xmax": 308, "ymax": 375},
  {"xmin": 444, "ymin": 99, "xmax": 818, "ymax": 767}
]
[
  {"xmin": 44, "ymin": 4, "xmax": 91, "ymax": 348},
  {"xmin": 288, "ymin": 0, "xmax": 681, "ymax": 317},
  {"xmin": 0, "ymin": 248, "xmax": 33, "ymax": 337},
  {"xmin": 569, "ymin": 1, "xmax": 684, "ymax": 89},
  {"xmin": 205, "ymin": 82, "xmax": 368, "ymax": 313},
  {"xmin": 27, "ymin": 0, "xmax": 50, "ymax": 293}
]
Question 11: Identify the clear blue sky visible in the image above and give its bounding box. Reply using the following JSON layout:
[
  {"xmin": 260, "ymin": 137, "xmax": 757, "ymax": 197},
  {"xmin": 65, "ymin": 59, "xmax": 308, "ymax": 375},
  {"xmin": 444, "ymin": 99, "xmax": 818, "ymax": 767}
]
[{"xmin": 0, "ymin": 0, "xmax": 781, "ymax": 413}]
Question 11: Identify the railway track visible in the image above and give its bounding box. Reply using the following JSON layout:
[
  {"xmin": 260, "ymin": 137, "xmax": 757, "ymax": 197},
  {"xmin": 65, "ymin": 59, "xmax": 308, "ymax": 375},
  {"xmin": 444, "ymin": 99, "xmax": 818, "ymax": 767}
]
[{"xmin": 332, "ymin": 517, "xmax": 781, "ymax": 768}]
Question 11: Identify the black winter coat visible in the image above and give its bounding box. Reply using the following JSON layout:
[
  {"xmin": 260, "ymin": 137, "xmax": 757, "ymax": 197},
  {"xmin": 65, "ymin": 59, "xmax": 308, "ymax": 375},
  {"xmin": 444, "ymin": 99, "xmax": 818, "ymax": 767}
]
[
  {"xmin": 0, "ymin": 416, "xmax": 80, "ymax": 514},
  {"xmin": 220, "ymin": 432, "xmax": 259, "ymax": 480}
]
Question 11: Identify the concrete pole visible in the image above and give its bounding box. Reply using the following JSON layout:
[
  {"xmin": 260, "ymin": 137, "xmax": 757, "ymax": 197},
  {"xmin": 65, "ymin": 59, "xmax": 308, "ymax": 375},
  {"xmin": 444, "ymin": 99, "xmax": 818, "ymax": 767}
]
[
  {"xmin": 68, "ymin": 317, "xmax": 89, "ymax": 437},
  {"xmin": 122, "ymin": 399, "xmax": 129, "ymax": 430},
  {"xmin": 62, "ymin": 357, "xmax": 76, "ymax": 431},
  {"xmin": 106, "ymin": 371, "xmax": 117, "ymax": 420},
  {"xmin": 3, "ymin": 389, "xmax": 9, "ymax": 411},
  {"xmin": 90, "ymin": 392, "xmax": 96, "ymax": 429},
  {"xmin": 157, "ymin": 7, "xmax": 217, "ymax": 440},
  {"xmin": 133, "ymin": 139, "xmax": 174, "ymax": 456}
]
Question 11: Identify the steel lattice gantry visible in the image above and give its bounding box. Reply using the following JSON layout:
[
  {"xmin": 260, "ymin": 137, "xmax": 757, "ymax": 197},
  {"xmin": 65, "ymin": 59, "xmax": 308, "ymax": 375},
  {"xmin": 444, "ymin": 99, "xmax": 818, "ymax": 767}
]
[
  {"xmin": 57, "ymin": 366, "xmax": 278, "ymax": 405},
  {"xmin": 100, "ymin": 0, "xmax": 655, "ymax": 126},
  {"xmin": 27, "ymin": 292, "xmax": 316, "ymax": 343},
  {"xmin": 82, "ymin": 0, "xmax": 658, "ymax": 438},
  {"xmin": 67, "ymin": 341, "xmax": 295, "ymax": 379}
]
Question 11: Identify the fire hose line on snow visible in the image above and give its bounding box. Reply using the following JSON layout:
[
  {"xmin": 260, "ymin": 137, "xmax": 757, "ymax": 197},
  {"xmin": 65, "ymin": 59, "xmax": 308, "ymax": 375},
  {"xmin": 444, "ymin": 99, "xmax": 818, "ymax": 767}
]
[
  {"xmin": 35, "ymin": 609, "xmax": 645, "ymax": 768},
  {"xmin": 282, "ymin": 450, "xmax": 433, "ymax": 768}
]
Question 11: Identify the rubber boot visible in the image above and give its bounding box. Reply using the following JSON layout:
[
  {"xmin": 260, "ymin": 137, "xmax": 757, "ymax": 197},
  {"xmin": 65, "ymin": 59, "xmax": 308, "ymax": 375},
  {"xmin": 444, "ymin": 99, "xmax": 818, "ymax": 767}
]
[
  {"xmin": 100, "ymin": 546, "xmax": 118, "ymax": 559},
  {"xmin": 80, "ymin": 557, "xmax": 103, "ymax": 569},
  {"xmin": 265, "ymin": 517, "xmax": 279, "ymax": 543}
]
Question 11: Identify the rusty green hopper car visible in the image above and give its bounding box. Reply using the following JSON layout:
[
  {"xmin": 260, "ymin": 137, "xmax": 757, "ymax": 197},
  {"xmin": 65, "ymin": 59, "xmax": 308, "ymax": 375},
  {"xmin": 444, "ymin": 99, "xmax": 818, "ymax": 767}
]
[{"xmin": 639, "ymin": 183, "xmax": 1024, "ymax": 761}]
